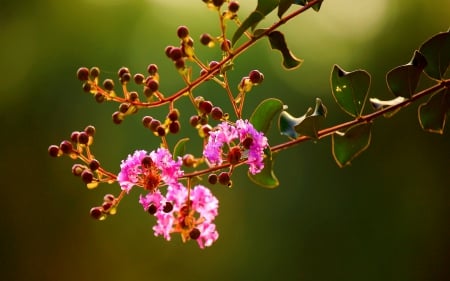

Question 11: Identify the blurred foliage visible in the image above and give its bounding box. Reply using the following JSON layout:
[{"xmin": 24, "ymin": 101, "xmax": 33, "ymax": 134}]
[{"xmin": 1, "ymin": 0, "xmax": 449, "ymax": 281}]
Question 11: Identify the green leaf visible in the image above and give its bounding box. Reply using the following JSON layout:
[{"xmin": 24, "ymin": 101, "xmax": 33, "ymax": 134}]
[
  {"xmin": 172, "ymin": 138, "xmax": 189, "ymax": 159},
  {"xmin": 267, "ymin": 31, "xmax": 304, "ymax": 70},
  {"xmin": 419, "ymin": 30, "xmax": 450, "ymax": 80},
  {"xmin": 249, "ymin": 98, "xmax": 285, "ymax": 134},
  {"xmin": 231, "ymin": 0, "xmax": 279, "ymax": 45},
  {"xmin": 418, "ymin": 87, "xmax": 450, "ymax": 134},
  {"xmin": 386, "ymin": 50, "xmax": 427, "ymax": 98},
  {"xmin": 248, "ymin": 149, "xmax": 279, "ymax": 188},
  {"xmin": 278, "ymin": 98, "xmax": 327, "ymax": 139},
  {"xmin": 369, "ymin": 96, "xmax": 406, "ymax": 118},
  {"xmin": 331, "ymin": 65, "xmax": 371, "ymax": 117},
  {"xmin": 278, "ymin": 0, "xmax": 293, "ymax": 18},
  {"xmin": 332, "ymin": 122, "xmax": 372, "ymax": 168}
]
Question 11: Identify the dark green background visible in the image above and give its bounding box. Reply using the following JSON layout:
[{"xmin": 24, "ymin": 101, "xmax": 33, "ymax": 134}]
[{"xmin": 1, "ymin": 1, "xmax": 449, "ymax": 280}]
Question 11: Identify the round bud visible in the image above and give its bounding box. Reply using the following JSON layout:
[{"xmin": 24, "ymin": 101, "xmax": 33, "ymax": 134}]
[
  {"xmin": 103, "ymin": 79, "xmax": 114, "ymax": 91},
  {"xmin": 89, "ymin": 67, "xmax": 100, "ymax": 78},
  {"xmin": 169, "ymin": 47, "xmax": 183, "ymax": 61},
  {"xmin": 228, "ymin": 1, "xmax": 240, "ymax": 13},
  {"xmin": 165, "ymin": 46, "xmax": 174, "ymax": 58},
  {"xmin": 133, "ymin": 73, "xmax": 145, "ymax": 84},
  {"xmin": 94, "ymin": 92, "xmax": 105, "ymax": 103},
  {"xmin": 177, "ymin": 25, "xmax": 189, "ymax": 39},
  {"xmin": 249, "ymin": 70, "xmax": 264, "ymax": 84},
  {"xmin": 218, "ymin": 172, "xmax": 230, "ymax": 185},
  {"xmin": 174, "ymin": 59, "xmax": 185, "ymax": 69},
  {"xmin": 189, "ymin": 115, "xmax": 200, "ymax": 127},
  {"xmin": 199, "ymin": 100, "xmax": 213, "ymax": 114},
  {"xmin": 147, "ymin": 64, "xmax": 158, "ymax": 75},
  {"xmin": 209, "ymin": 60, "xmax": 219, "ymax": 69},
  {"xmin": 89, "ymin": 159, "xmax": 100, "ymax": 171},
  {"xmin": 201, "ymin": 124, "xmax": 212, "ymax": 137},
  {"xmin": 82, "ymin": 82, "xmax": 92, "ymax": 93},
  {"xmin": 118, "ymin": 67, "xmax": 130, "ymax": 78},
  {"xmin": 90, "ymin": 207, "xmax": 104, "ymax": 220},
  {"xmin": 221, "ymin": 39, "xmax": 231, "ymax": 52},
  {"xmin": 169, "ymin": 121, "xmax": 180, "ymax": 134},
  {"xmin": 118, "ymin": 102, "xmax": 130, "ymax": 114},
  {"xmin": 167, "ymin": 109, "xmax": 180, "ymax": 121},
  {"xmin": 211, "ymin": 106, "xmax": 223, "ymax": 120},
  {"xmin": 112, "ymin": 111, "xmax": 123, "ymax": 125},
  {"xmin": 189, "ymin": 228, "xmax": 201, "ymax": 240},
  {"xmin": 227, "ymin": 146, "xmax": 242, "ymax": 165},
  {"xmin": 213, "ymin": 0, "xmax": 225, "ymax": 8},
  {"xmin": 149, "ymin": 119, "xmax": 161, "ymax": 131},
  {"xmin": 81, "ymin": 169, "xmax": 94, "ymax": 184},
  {"xmin": 120, "ymin": 72, "xmax": 131, "ymax": 84},
  {"xmin": 208, "ymin": 173, "xmax": 218, "ymax": 185},
  {"xmin": 70, "ymin": 131, "xmax": 80, "ymax": 142},
  {"xmin": 142, "ymin": 116, "xmax": 153, "ymax": 128},
  {"xmin": 104, "ymin": 194, "xmax": 115, "ymax": 202},
  {"xmin": 102, "ymin": 202, "xmax": 113, "ymax": 212},
  {"xmin": 77, "ymin": 131, "xmax": 89, "ymax": 145},
  {"xmin": 200, "ymin": 33, "xmax": 213, "ymax": 46},
  {"xmin": 163, "ymin": 202, "xmax": 173, "ymax": 213},
  {"xmin": 72, "ymin": 164, "xmax": 85, "ymax": 176},
  {"xmin": 182, "ymin": 154, "xmax": 195, "ymax": 167},
  {"xmin": 48, "ymin": 145, "xmax": 60, "ymax": 157},
  {"xmin": 84, "ymin": 125, "xmax": 96, "ymax": 136},
  {"xmin": 147, "ymin": 204, "xmax": 157, "ymax": 215},
  {"xmin": 156, "ymin": 126, "xmax": 166, "ymax": 137},
  {"xmin": 59, "ymin": 140, "xmax": 73, "ymax": 154},
  {"xmin": 146, "ymin": 79, "xmax": 159, "ymax": 92},
  {"xmin": 77, "ymin": 67, "xmax": 90, "ymax": 81},
  {"xmin": 242, "ymin": 136, "xmax": 253, "ymax": 149},
  {"xmin": 141, "ymin": 156, "xmax": 153, "ymax": 168},
  {"xmin": 129, "ymin": 91, "xmax": 139, "ymax": 101}
]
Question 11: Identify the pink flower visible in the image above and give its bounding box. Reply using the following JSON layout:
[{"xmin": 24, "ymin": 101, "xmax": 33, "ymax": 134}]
[
  {"xmin": 117, "ymin": 148, "xmax": 183, "ymax": 193},
  {"xmin": 149, "ymin": 184, "xmax": 219, "ymax": 249},
  {"xmin": 203, "ymin": 119, "xmax": 268, "ymax": 174}
]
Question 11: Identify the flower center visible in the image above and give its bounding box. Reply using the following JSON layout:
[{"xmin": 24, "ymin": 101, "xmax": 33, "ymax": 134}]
[{"xmin": 141, "ymin": 156, "xmax": 161, "ymax": 191}]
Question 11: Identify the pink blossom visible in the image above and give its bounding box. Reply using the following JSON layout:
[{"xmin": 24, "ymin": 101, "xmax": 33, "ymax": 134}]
[
  {"xmin": 203, "ymin": 119, "xmax": 268, "ymax": 174},
  {"xmin": 117, "ymin": 148, "xmax": 183, "ymax": 193}
]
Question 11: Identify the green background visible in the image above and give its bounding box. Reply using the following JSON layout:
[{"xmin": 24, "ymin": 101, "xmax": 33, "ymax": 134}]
[{"xmin": 1, "ymin": 1, "xmax": 449, "ymax": 280}]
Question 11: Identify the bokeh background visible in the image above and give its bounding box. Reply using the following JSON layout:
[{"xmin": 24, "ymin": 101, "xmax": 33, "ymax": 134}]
[{"xmin": 1, "ymin": 0, "xmax": 449, "ymax": 280}]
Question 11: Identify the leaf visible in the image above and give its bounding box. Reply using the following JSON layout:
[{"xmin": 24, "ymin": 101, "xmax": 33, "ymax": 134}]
[
  {"xmin": 278, "ymin": 98, "xmax": 327, "ymax": 139},
  {"xmin": 248, "ymin": 149, "xmax": 279, "ymax": 188},
  {"xmin": 386, "ymin": 50, "xmax": 427, "ymax": 98},
  {"xmin": 331, "ymin": 65, "xmax": 371, "ymax": 117},
  {"xmin": 278, "ymin": 0, "xmax": 293, "ymax": 18},
  {"xmin": 172, "ymin": 138, "xmax": 189, "ymax": 159},
  {"xmin": 419, "ymin": 30, "xmax": 450, "ymax": 80},
  {"xmin": 267, "ymin": 31, "xmax": 304, "ymax": 70},
  {"xmin": 249, "ymin": 98, "xmax": 285, "ymax": 134},
  {"xmin": 232, "ymin": 0, "xmax": 279, "ymax": 45},
  {"xmin": 418, "ymin": 87, "xmax": 450, "ymax": 134},
  {"xmin": 369, "ymin": 96, "xmax": 406, "ymax": 118},
  {"xmin": 332, "ymin": 122, "xmax": 372, "ymax": 168}
]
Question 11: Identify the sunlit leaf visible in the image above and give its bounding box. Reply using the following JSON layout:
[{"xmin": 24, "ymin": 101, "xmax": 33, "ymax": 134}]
[
  {"xmin": 248, "ymin": 149, "xmax": 279, "ymax": 188},
  {"xmin": 173, "ymin": 138, "xmax": 189, "ymax": 159},
  {"xmin": 369, "ymin": 96, "xmax": 406, "ymax": 118},
  {"xmin": 332, "ymin": 123, "xmax": 372, "ymax": 168},
  {"xmin": 232, "ymin": 0, "xmax": 278, "ymax": 45},
  {"xmin": 278, "ymin": 98, "xmax": 327, "ymax": 139},
  {"xmin": 331, "ymin": 65, "xmax": 371, "ymax": 117},
  {"xmin": 386, "ymin": 50, "xmax": 427, "ymax": 98},
  {"xmin": 419, "ymin": 30, "xmax": 450, "ymax": 80},
  {"xmin": 418, "ymin": 87, "xmax": 450, "ymax": 134},
  {"xmin": 249, "ymin": 98, "xmax": 285, "ymax": 134},
  {"xmin": 267, "ymin": 31, "xmax": 304, "ymax": 70}
]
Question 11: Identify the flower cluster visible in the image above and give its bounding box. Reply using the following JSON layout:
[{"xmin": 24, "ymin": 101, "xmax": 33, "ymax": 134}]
[
  {"xmin": 117, "ymin": 147, "xmax": 219, "ymax": 248},
  {"xmin": 204, "ymin": 119, "xmax": 269, "ymax": 174}
]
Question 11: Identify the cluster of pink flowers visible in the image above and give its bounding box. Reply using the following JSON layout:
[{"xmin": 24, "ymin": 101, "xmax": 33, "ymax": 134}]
[
  {"xmin": 203, "ymin": 119, "xmax": 268, "ymax": 174},
  {"xmin": 117, "ymin": 147, "xmax": 218, "ymax": 248}
]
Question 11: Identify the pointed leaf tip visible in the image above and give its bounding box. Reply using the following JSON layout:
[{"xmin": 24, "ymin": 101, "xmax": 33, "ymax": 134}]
[{"xmin": 267, "ymin": 31, "xmax": 304, "ymax": 70}]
